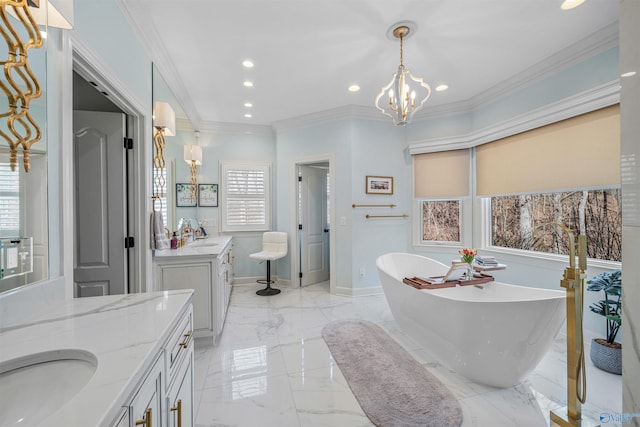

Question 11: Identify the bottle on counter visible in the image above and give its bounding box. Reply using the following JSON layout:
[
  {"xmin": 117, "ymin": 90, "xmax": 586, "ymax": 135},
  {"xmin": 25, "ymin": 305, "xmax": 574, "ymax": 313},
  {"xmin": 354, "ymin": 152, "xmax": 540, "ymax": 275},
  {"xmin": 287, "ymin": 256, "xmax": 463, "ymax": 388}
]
[{"xmin": 170, "ymin": 232, "xmax": 178, "ymax": 249}]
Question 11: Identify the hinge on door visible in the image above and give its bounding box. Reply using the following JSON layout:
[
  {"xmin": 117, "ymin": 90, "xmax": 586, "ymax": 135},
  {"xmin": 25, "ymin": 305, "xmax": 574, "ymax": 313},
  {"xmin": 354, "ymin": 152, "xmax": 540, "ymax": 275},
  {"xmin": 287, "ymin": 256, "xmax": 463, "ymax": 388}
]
[
  {"xmin": 124, "ymin": 137, "xmax": 133, "ymax": 149},
  {"xmin": 124, "ymin": 236, "xmax": 135, "ymax": 249},
  {"xmin": 299, "ymin": 272, "xmax": 303, "ymax": 278},
  {"xmin": 298, "ymin": 224, "xmax": 302, "ymax": 230}
]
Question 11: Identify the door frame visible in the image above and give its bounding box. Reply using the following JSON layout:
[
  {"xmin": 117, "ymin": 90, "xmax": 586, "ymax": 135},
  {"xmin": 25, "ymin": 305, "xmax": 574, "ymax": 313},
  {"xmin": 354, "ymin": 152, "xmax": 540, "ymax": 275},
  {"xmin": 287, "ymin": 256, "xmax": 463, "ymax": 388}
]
[
  {"xmin": 61, "ymin": 32, "xmax": 152, "ymax": 296},
  {"xmin": 289, "ymin": 153, "xmax": 336, "ymax": 294}
]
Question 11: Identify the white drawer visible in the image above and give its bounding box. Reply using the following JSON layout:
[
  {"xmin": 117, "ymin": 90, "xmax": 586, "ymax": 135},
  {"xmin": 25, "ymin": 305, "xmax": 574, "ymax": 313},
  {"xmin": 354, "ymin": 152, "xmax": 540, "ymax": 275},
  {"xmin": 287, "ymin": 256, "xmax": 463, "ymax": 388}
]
[{"xmin": 166, "ymin": 308, "xmax": 193, "ymax": 389}]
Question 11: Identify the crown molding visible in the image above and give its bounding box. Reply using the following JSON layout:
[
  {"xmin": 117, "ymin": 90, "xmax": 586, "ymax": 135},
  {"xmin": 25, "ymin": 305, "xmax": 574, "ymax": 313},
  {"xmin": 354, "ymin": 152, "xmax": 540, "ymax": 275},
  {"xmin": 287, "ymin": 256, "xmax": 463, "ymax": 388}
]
[
  {"xmin": 272, "ymin": 105, "xmax": 388, "ymax": 132},
  {"xmin": 408, "ymin": 80, "xmax": 620, "ymax": 155},
  {"xmin": 115, "ymin": 0, "xmax": 201, "ymax": 126},
  {"xmin": 112, "ymin": 4, "xmax": 618, "ymax": 135},
  {"xmin": 195, "ymin": 120, "xmax": 275, "ymax": 136},
  {"xmin": 410, "ymin": 23, "xmax": 619, "ymax": 123},
  {"xmin": 468, "ymin": 22, "xmax": 618, "ymax": 110}
]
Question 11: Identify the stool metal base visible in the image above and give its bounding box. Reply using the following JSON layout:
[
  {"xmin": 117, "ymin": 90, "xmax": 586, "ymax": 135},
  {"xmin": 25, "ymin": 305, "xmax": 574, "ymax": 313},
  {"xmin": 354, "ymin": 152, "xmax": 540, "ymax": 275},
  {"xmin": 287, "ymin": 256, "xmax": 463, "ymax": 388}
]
[
  {"xmin": 256, "ymin": 286, "xmax": 281, "ymax": 296},
  {"xmin": 255, "ymin": 260, "xmax": 281, "ymax": 296}
]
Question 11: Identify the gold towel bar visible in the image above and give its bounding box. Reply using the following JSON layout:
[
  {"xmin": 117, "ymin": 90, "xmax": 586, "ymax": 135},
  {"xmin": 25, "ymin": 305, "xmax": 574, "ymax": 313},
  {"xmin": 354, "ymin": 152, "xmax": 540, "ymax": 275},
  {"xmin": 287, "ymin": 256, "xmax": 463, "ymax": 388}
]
[
  {"xmin": 365, "ymin": 214, "xmax": 409, "ymax": 219},
  {"xmin": 352, "ymin": 203, "xmax": 396, "ymax": 208}
]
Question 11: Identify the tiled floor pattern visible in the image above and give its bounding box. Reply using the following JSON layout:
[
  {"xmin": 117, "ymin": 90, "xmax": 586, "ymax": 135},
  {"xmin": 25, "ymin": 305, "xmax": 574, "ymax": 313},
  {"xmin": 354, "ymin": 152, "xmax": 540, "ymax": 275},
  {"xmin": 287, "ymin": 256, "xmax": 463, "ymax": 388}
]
[{"xmin": 193, "ymin": 282, "xmax": 623, "ymax": 427}]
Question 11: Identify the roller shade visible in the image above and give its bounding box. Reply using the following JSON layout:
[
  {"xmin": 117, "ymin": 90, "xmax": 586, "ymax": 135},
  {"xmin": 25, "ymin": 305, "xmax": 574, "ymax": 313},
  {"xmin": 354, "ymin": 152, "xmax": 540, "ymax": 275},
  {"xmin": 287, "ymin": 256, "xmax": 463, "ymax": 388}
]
[
  {"xmin": 476, "ymin": 105, "xmax": 620, "ymax": 196},
  {"xmin": 414, "ymin": 149, "xmax": 470, "ymax": 198}
]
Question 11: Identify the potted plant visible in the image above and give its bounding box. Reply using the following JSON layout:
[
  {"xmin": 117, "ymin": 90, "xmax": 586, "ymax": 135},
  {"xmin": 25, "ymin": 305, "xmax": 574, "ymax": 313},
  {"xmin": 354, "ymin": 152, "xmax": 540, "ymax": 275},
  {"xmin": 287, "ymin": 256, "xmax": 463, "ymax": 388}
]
[{"xmin": 586, "ymin": 269, "xmax": 622, "ymax": 374}]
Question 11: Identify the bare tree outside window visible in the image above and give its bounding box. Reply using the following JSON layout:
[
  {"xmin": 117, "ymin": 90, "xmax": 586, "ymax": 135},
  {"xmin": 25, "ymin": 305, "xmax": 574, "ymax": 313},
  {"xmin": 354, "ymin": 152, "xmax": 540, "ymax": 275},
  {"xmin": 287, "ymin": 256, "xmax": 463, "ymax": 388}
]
[
  {"xmin": 491, "ymin": 189, "xmax": 621, "ymax": 262},
  {"xmin": 422, "ymin": 200, "xmax": 460, "ymax": 242}
]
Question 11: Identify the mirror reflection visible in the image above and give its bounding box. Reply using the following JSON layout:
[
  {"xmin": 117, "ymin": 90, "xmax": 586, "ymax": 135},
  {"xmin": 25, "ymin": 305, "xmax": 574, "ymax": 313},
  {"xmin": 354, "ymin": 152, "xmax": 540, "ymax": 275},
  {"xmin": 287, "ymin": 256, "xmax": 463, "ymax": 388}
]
[
  {"xmin": 0, "ymin": 11, "xmax": 49, "ymax": 293},
  {"xmin": 152, "ymin": 64, "xmax": 195, "ymax": 233}
]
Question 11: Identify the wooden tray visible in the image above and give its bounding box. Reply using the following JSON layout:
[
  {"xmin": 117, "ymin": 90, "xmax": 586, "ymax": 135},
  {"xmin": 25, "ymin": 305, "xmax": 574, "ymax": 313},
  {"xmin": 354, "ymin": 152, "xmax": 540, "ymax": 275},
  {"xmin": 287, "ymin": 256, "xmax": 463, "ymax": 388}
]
[
  {"xmin": 403, "ymin": 273, "xmax": 494, "ymax": 289},
  {"xmin": 403, "ymin": 277, "xmax": 456, "ymax": 289},
  {"xmin": 457, "ymin": 273, "xmax": 495, "ymax": 286}
]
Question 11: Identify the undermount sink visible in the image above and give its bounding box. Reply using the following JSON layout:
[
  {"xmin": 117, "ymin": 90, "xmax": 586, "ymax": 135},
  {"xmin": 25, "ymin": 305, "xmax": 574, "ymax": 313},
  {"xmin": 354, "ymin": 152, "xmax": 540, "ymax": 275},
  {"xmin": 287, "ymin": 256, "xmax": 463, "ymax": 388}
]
[
  {"xmin": 0, "ymin": 349, "xmax": 97, "ymax": 426},
  {"xmin": 195, "ymin": 245, "xmax": 219, "ymax": 254},
  {"xmin": 190, "ymin": 240, "xmax": 219, "ymax": 252}
]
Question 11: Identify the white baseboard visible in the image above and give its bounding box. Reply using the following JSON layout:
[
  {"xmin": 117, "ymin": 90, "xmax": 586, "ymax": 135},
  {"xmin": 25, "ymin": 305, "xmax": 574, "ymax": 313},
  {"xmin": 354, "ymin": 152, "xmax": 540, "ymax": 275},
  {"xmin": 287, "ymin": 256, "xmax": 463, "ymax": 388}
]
[{"xmin": 334, "ymin": 285, "xmax": 384, "ymax": 297}]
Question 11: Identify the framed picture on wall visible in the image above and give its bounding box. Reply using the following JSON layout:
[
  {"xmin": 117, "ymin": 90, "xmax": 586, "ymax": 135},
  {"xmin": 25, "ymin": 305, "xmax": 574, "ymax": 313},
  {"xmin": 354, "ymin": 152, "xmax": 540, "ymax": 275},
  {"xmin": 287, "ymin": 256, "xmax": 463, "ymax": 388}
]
[
  {"xmin": 366, "ymin": 175, "xmax": 394, "ymax": 195},
  {"xmin": 198, "ymin": 184, "xmax": 218, "ymax": 207},
  {"xmin": 176, "ymin": 183, "xmax": 197, "ymax": 207}
]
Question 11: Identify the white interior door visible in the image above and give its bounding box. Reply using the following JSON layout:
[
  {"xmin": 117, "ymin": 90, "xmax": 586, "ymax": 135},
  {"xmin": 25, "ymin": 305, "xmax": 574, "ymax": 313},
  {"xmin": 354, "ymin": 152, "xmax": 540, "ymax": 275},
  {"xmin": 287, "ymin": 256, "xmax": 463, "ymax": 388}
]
[
  {"xmin": 73, "ymin": 110, "xmax": 127, "ymax": 297},
  {"xmin": 299, "ymin": 165, "xmax": 329, "ymax": 286}
]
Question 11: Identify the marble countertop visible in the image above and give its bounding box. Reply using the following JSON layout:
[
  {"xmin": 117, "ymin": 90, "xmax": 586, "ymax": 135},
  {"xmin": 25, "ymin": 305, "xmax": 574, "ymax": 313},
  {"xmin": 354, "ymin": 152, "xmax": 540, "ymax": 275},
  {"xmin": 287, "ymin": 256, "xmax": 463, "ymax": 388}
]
[
  {"xmin": 0, "ymin": 290, "xmax": 193, "ymax": 427},
  {"xmin": 153, "ymin": 235, "xmax": 232, "ymax": 258}
]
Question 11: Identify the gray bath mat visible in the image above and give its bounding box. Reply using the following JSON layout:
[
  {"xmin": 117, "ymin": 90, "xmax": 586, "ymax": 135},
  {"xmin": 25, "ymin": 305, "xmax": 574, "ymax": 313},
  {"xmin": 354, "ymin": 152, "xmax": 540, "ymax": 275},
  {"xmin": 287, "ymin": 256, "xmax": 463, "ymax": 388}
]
[{"xmin": 321, "ymin": 319, "xmax": 463, "ymax": 427}]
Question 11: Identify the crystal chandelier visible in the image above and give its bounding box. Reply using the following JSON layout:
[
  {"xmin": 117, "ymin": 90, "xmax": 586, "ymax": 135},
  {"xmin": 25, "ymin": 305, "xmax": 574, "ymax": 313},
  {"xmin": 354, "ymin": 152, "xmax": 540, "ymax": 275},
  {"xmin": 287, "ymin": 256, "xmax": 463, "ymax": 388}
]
[{"xmin": 375, "ymin": 24, "xmax": 431, "ymax": 126}]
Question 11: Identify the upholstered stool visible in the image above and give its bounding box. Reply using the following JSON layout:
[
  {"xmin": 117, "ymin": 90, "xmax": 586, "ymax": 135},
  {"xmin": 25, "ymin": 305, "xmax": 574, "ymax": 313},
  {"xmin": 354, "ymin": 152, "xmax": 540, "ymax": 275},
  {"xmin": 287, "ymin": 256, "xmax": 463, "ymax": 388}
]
[{"xmin": 250, "ymin": 231, "xmax": 288, "ymax": 296}]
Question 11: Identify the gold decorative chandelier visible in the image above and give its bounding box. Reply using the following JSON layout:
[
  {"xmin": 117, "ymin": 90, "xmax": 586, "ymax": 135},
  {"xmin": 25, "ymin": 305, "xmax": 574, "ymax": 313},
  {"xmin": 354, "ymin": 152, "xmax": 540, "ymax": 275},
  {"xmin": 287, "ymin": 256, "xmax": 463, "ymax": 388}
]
[{"xmin": 375, "ymin": 23, "xmax": 431, "ymax": 126}]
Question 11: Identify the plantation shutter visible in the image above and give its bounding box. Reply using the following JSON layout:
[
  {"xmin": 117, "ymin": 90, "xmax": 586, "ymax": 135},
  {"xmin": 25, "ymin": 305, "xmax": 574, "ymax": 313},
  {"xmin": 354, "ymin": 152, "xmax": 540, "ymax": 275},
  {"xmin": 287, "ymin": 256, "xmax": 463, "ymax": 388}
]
[
  {"xmin": 0, "ymin": 162, "xmax": 20, "ymax": 237},
  {"xmin": 476, "ymin": 105, "xmax": 620, "ymax": 196},
  {"xmin": 221, "ymin": 162, "xmax": 271, "ymax": 231},
  {"xmin": 414, "ymin": 149, "xmax": 470, "ymax": 198},
  {"xmin": 153, "ymin": 166, "xmax": 168, "ymax": 227}
]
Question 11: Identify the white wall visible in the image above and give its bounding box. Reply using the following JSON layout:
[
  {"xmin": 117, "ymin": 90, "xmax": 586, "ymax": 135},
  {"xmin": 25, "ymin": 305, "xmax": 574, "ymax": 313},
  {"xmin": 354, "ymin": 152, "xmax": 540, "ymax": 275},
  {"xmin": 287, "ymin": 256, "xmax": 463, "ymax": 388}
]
[
  {"xmin": 164, "ymin": 126, "xmax": 277, "ymax": 279},
  {"xmin": 349, "ymin": 120, "xmax": 412, "ymax": 290}
]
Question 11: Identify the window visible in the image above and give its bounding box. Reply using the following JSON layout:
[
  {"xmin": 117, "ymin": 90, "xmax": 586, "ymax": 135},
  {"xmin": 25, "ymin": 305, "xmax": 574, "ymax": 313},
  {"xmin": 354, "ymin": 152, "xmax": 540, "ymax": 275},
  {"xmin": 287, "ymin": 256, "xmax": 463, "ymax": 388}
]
[
  {"xmin": 490, "ymin": 189, "xmax": 621, "ymax": 261},
  {"xmin": 477, "ymin": 105, "xmax": 621, "ymax": 263},
  {"xmin": 420, "ymin": 200, "xmax": 461, "ymax": 243},
  {"xmin": 152, "ymin": 159, "xmax": 174, "ymax": 228},
  {"xmin": 413, "ymin": 149, "xmax": 470, "ymax": 244},
  {"xmin": 153, "ymin": 166, "xmax": 168, "ymax": 227},
  {"xmin": 0, "ymin": 162, "xmax": 20, "ymax": 237},
  {"xmin": 221, "ymin": 162, "xmax": 271, "ymax": 232}
]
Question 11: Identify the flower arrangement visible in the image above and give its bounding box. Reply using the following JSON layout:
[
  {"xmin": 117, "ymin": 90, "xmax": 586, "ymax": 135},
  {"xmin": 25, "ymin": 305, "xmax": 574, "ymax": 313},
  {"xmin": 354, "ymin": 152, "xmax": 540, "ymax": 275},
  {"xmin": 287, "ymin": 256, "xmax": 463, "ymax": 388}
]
[{"xmin": 459, "ymin": 248, "xmax": 477, "ymax": 264}]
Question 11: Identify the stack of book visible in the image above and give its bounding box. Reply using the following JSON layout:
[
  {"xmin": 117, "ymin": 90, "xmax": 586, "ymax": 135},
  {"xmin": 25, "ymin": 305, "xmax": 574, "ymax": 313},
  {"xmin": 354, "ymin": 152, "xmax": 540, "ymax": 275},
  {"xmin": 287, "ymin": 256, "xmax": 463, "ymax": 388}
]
[{"xmin": 475, "ymin": 256, "xmax": 498, "ymax": 267}]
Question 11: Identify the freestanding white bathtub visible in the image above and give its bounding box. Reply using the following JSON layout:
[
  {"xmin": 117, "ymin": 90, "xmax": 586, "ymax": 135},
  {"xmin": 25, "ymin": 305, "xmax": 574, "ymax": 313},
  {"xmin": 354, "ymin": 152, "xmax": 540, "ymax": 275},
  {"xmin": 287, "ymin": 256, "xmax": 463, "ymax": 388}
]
[{"xmin": 376, "ymin": 252, "xmax": 565, "ymax": 388}]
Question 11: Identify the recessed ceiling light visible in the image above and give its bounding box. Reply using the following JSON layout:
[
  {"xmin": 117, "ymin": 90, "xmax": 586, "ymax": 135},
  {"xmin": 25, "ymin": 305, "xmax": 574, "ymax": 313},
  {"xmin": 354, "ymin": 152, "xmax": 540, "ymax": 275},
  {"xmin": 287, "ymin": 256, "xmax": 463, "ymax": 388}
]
[
  {"xmin": 561, "ymin": 0, "xmax": 585, "ymax": 10},
  {"xmin": 243, "ymin": 81, "xmax": 254, "ymax": 87},
  {"xmin": 348, "ymin": 84, "xmax": 360, "ymax": 93},
  {"xmin": 435, "ymin": 84, "xmax": 449, "ymax": 92},
  {"xmin": 244, "ymin": 102, "xmax": 253, "ymax": 107},
  {"xmin": 242, "ymin": 60, "xmax": 254, "ymax": 68},
  {"xmin": 244, "ymin": 113, "xmax": 252, "ymax": 118},
  {"xmin": 621, "ymin": 71, "xmax": 637, "ymax": 78}
]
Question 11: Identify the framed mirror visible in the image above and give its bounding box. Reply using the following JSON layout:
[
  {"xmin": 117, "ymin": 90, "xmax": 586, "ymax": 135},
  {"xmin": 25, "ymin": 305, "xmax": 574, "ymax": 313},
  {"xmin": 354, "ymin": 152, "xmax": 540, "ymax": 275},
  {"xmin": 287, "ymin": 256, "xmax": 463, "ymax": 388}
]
[{"xmin": 0, "ymin": 11, "xmax": 49, "ymax": 293}]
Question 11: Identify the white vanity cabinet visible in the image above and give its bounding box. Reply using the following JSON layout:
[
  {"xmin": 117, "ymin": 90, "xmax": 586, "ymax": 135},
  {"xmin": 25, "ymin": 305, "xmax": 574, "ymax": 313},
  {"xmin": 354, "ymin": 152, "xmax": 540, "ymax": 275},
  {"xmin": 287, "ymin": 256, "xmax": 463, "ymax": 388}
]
[
  {"xmin": 115, "ymin": 307, "xmax": 194, "ymax": 427},
  {"xmin": 153, "ymin": 237, "xmax": 233, "ymax": 342},
  {"xmin": 1, "ymin": 291, "xmax": 194, "ymax": 427},
  {"xmin": 128, "ymin": 355, "xmax": 163, "ymax": 427},
  {"xmin": 167, "ymin": 352, "xmax": 194, "ymax": 427},
  {"xmin": 216, "ymin": 242, "xmax": 234, "ymax": 336},
  {"xmin": 166, "ymin": 307, "xmax": 194, "ymax": 427}
]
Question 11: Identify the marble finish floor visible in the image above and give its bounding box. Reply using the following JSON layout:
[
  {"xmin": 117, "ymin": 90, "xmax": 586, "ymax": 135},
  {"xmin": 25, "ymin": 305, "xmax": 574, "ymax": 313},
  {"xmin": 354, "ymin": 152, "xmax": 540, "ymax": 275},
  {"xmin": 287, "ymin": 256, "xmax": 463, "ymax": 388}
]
[{"xmin": 193, "ymin": 282, "xmax": 623, "ymax": 427}]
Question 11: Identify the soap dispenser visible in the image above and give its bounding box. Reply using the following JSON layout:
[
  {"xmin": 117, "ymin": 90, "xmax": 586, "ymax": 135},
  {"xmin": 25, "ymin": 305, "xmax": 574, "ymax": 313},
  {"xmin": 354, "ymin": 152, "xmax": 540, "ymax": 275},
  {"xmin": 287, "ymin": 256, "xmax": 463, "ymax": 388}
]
[{"xmin": 170, "ymin": 232, "xmax": 178, "ymax": 249}]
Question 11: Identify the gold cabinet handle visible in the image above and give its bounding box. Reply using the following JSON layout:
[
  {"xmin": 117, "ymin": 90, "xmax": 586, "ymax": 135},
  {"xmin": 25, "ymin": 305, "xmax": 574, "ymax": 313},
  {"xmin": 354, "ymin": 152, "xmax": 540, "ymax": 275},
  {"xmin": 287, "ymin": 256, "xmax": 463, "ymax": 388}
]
[
  {"xmin": 179, "ymin": 331, "xmax": 193, "ymax": 348},
  {"xmin": 135, "ymin": 408, "xmax": 152, "ymax": 427},
  {"xmin": 170, "ymin": 399, "xmax": 183, "ymax": 427}
]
